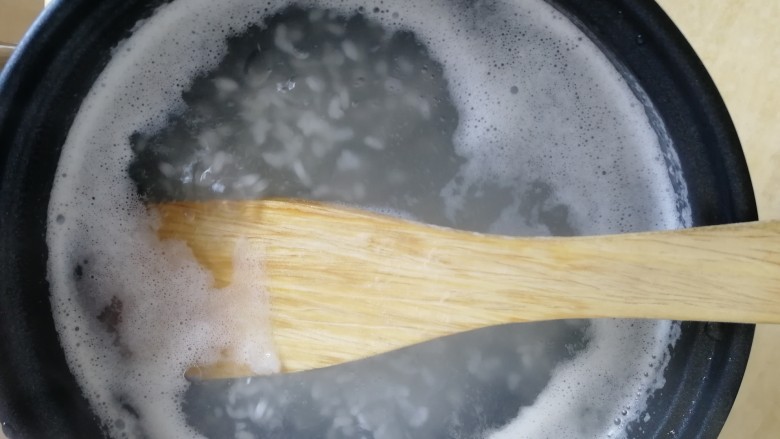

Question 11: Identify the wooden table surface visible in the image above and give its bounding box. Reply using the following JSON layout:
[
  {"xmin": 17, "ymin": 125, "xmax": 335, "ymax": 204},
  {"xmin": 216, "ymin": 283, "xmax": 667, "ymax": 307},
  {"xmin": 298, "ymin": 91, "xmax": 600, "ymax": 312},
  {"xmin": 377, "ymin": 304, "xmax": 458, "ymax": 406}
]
[
  {"xmin": 1, "ymin": 1, "xmax": 777, "ymax": 438},
  {"xmin": 655, "ymin": 1, "xmax": 780, "ymax": 438}
]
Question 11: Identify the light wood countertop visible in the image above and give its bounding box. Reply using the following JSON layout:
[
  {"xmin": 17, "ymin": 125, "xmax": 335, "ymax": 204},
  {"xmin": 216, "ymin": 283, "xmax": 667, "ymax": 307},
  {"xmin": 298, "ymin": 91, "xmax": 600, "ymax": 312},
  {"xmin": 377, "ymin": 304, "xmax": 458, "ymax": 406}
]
[
  {"xmin": 1, "ymin": 1, "xmax": 777, "ymax": 438},
  {"xmin": 655, "ymin": 1, "xmax": 780, "ymax": 438}
]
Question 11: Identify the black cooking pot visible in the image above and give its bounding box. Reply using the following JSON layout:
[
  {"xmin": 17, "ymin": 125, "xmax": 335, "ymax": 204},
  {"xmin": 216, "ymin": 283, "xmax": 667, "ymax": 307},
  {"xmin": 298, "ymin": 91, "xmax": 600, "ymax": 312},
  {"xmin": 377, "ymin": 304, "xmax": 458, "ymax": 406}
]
[{"xmin": 0, "ymin": 0, "xmax": 757, "ymax": 438}]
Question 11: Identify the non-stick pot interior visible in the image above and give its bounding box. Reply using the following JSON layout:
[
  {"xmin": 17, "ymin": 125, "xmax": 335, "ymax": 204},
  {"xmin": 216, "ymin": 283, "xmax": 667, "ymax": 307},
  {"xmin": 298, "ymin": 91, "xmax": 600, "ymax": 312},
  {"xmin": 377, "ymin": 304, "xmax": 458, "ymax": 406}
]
[{"xmin": 0, "ymin": 0, "xmax": 756, "ymax": 438}]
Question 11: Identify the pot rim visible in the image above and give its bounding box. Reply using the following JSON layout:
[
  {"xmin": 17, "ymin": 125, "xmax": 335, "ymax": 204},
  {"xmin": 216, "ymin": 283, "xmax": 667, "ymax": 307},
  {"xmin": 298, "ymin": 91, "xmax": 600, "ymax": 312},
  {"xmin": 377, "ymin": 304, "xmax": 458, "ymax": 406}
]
[{"xmin": 0, "ymin": 1, "xmax": 757, "ymax": 438}]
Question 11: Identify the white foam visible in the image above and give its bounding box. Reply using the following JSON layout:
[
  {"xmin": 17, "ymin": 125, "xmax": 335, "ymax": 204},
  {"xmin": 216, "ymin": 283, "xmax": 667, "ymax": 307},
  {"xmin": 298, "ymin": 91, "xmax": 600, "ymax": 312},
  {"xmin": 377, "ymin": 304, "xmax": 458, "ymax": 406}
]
[
  {"xmin": 489, "ymin": 320, "xmax": 680, "ymax": 439},
  {"xmin": 47, "ymin": 0, "xmax": 689, "ymax": 438}
]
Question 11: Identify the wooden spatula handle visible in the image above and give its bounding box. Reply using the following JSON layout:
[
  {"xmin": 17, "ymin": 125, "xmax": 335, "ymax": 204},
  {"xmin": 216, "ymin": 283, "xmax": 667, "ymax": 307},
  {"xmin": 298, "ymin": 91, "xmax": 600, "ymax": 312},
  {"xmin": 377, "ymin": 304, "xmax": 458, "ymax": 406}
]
[{"xmin": 157, "ymin": 200, "xmax": 780, "ymax": 374}]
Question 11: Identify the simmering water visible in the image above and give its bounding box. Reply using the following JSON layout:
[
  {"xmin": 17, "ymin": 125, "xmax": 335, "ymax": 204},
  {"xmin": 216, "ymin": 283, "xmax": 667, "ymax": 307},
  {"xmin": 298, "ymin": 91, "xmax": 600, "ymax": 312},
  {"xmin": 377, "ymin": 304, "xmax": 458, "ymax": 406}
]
[{"xmin": 47, "ymin": 0, "xmax": 690, "ymax": 438}]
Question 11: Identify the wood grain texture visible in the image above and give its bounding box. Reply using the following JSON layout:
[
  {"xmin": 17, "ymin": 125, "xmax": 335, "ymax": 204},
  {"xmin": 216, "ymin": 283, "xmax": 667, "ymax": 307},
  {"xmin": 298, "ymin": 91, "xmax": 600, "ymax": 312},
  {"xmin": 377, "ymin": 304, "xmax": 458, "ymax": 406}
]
[
  {"xmin": 654, "ymin": 1, "xmax": 780, "ymax": 438},
  {"xmin": 0, "ymin": 0, "xmax": 777, "ymax": 438},
  {"xmin": 156, "ymin": 200, "xmax": 780, "ymax": 375}
]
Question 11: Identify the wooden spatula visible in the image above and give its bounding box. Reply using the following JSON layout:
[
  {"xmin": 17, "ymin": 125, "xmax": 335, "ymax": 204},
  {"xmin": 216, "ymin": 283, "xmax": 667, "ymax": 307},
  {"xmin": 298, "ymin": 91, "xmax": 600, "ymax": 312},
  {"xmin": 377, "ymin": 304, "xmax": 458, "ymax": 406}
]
[{"xmin": 154, "ymin": 199, "xmax": 780, "ymax": 378}]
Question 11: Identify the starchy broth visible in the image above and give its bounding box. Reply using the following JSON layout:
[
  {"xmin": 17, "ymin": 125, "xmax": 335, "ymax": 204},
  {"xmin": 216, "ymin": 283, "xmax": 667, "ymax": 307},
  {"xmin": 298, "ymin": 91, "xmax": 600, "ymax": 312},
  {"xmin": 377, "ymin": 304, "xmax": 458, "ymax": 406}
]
[{"xmin": 47, "ymin": 0, "xmax": 689, "ymax": 438}]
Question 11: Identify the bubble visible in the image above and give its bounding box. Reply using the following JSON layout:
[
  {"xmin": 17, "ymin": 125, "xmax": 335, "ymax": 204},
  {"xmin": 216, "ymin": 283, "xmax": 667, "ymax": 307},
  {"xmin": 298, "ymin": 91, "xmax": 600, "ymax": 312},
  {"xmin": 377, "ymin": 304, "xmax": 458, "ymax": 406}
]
[{"xmin": 47, "ymin": 0, "xmax": 687, "ymax": 438}]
